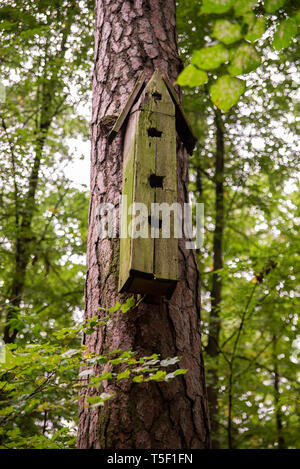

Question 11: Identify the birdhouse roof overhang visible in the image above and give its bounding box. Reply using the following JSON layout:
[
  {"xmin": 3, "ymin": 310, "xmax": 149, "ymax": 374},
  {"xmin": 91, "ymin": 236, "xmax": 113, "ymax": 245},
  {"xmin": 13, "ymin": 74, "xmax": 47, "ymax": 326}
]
[{"xmin": 108, "ymin": 71, "xmax": 197, "ymax": 155}]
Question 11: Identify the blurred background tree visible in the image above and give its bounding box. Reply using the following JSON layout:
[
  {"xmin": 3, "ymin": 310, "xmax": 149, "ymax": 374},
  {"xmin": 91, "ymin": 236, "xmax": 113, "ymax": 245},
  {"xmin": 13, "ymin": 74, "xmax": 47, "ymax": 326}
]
[
  {"xmin": 177, "ymin": 0, "xmax": 299, "ymax": 449},
  {"xmin": 0, "ymin": 0, "xmax": 93, "ymax": 446}
]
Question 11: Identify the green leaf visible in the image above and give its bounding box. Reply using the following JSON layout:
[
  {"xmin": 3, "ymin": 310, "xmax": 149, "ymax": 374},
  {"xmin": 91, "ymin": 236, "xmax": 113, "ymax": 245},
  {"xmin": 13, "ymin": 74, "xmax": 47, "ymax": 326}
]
[
  {"xmin": 0, "ymin": 406, "xmax": 14, "ymax": 417},
  {"xmin": 165, "ymin": 371, "xmax": 176, "ymax": 381},
  {"xmin": 176, "ymin": 65, "xmax": 208, "ymax": 87},
  {"xmin": 143, "ymin": 358, "xmax": 160, "ymax": 365},
  {"xmin": 108, "ymin": 302, "xmax": 121, "ymax": 313},
  {"xmin": 174, "ymin": 369, "xmax": 189, "ymax": 376},
  {"xmin": 95, "ymin": 356, "xmax": 108, "ymax": 365},
  {"xmin": 210, "ymin": 75, "xmax": 246, "ymax": 111},
  {"xmin": 265, "ymin": 0, "xmax": 286, "ymax": 14},
  {"xmin": 245, "ymin": 16, "xmax": 266, "ymax": 42},
  {"xmin": 242, "ymin": 11, "xmax": 256, "ymax": 28},
  {"xmin": 149, "ymin": 370, "xmax": 167, "ymax": 381},
  {"xmin": 165, "ymin": 368, "xmax": 188, "ymax": 381},
  {"xmin": 228, "ymin": 43, "xmax": 261, "ymax": 75},
  {"xmin": 98, "ymin": 371, "xmax": 113, "ymax": 380},
  {"xmin": 87, "ymin": 393, "xmax": 113, "ymax": 407},
  {"xmin": 120, "ymin": 297, "xmax": 136, "ymax": 313},
  {"xmin": 160, "ymin": 357, "xmax": 181, "ymax": 367},
  {"xmin": 200, "ymin": 0, "xmax": 234, "ymax": 14},
  {"xmin": 234, "ymin": 0, "xmax": 257, "ymax": 15},
  {"xmin": 117, "ymin": 369, "xmax": 130, "ymax": 381},
  {"xmin": 120, "ymin": 351, "xmax": 135, "ymax": 359},
  {"xmin": 272, "ymin": 17, "xmax": 298, "ymax": 50},
  {"xmin": 109, "ymin": 358, "xmax": 124, "ymax": 365},
  {"xmin": 133, "ymin": 374, "xmax": 144, "ymax": 383},
  {"xmin": 86, "ymin": 396, "xmax": 103, "ymax": 405},
  {"xmin": 191, "ymin": 44, "xmax": 229, "ymax": 70},
  {"xmin": 213, "ymin": 20, "xmax": 243, "ymax": 45}
]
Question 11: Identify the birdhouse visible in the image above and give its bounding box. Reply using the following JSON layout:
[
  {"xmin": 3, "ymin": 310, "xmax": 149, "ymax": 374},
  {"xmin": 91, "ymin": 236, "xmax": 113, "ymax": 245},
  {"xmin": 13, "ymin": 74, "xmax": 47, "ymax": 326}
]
[{"xmin": 109, "ymin": 71, "xmax": 197, "ymax": 298}]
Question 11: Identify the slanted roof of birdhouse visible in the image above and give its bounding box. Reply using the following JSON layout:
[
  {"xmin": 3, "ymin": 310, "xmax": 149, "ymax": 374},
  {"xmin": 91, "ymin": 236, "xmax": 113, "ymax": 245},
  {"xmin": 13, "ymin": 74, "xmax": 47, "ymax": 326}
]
[{"xmin": 108, "ymin": 71, "xmax": 197, "ymax": 155}]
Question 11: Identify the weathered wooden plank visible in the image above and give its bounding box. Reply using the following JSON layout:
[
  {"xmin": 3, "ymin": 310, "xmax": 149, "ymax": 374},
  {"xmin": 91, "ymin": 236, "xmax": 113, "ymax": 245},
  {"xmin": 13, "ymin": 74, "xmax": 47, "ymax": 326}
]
[
  {"xmin": 118, "ymin": 108, "xmax": 138, "ymax": 293},
  {"xmin": 118, "ymin": 83, "xmax": 155, "ymax": 293},
  {"xmin": 129, "ymin": 88, "xmax": 155, "ymax": 277},
  {"xmin": 150, "ymin": 75, "xmax": 178, "ymax": 285},
  {"xmin": 108, "ymin": 71, "xmax": 146, "ymax": 144},
  {"xmin": 162, "ymin": 73, "xmax": 197, "ymax": 155}
]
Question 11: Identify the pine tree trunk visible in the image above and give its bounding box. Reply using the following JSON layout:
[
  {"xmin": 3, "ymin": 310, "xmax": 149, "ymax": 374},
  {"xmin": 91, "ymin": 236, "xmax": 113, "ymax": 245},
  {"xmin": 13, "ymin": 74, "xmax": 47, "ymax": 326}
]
[{"xmin": 77, "ymin": 0, "xmax": 210, "ymax": 449}]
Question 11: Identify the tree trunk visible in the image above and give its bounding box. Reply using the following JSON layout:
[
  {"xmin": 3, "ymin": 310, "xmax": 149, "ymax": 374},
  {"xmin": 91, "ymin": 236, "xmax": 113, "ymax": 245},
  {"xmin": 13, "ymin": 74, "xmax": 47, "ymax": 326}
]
[
  {"xmin": 273, "ymin": 334, "xmax": 285, "ymax": 449},
  {"xmin": 77, "ymin": 0, "xmax": 210, "ymax": 449},
  {"xmin": 206, "ymin": 108, "xmax": 224, "ymax": 448},
  {"xmin": 3, "ymin": 81, "xmax": 52, "ymax": 343},
  {"xmin": 2, "ymin": 8, "xmax": 74, "ymax": 343}
]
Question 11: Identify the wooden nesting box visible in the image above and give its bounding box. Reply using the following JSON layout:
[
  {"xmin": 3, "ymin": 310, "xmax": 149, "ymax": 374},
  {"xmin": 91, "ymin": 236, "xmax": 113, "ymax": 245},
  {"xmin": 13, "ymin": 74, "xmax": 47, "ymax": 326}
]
[{"xmin": 109, "ymin": 71, "xmax": 197, "ymax": 298}]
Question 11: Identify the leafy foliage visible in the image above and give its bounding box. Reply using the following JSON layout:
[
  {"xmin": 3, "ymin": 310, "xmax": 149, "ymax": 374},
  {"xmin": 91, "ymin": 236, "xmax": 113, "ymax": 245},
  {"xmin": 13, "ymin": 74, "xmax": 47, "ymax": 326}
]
[
  {"xmin": 0, "ymin": 298, "xmax": 187, "ymax": 448},
  {"xmin": 178, "ymin": 0, "xmax": 299, "ymax": 448},
  {"xmin": 177, "ymin": 0, "xmax": 299, "ymax": 110}
]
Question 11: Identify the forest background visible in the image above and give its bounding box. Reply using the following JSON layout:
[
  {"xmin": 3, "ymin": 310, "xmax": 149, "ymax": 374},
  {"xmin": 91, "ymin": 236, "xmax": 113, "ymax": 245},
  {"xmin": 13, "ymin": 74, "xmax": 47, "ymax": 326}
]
[{"xmin": 0, "ymin": 0, "xmax": 299, "ymax": 449}]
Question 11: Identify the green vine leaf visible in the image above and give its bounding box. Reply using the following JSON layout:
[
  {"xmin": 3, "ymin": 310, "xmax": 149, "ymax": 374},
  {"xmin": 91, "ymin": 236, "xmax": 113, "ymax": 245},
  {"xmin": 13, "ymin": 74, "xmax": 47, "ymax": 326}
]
[
  {"xmin": 210, "ymin": 75, "xmax": 246, "ymax": 111},
  {"xmin": 191, "ymin": 44, "xmax": 229, "ymax": 70},
  {"xmin": 213, "ymin": 19, "xmax": 243, "ymax": 45}
]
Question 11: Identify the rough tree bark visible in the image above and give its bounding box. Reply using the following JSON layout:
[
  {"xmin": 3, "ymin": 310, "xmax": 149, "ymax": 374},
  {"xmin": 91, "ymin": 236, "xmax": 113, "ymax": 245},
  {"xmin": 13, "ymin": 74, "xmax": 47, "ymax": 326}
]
[{"xmin": 77, "ymin": 0, "xmax": 210, "ymax": 449}]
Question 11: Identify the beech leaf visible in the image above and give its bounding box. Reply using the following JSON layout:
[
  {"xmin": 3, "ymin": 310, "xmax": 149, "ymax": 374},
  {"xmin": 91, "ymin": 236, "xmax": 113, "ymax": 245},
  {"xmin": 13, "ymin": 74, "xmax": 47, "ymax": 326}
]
[
  {"xmin": 191, "ymin": 44, "xmax": 229, "ymax": 70},
  {"xmin": 210, "ymin": 75, "xmax": 246, "ymax": 111},
  {"xmin": 228, "ymin": 43, "xmax": 261, "ymax": 75},
  {"xmin": 245, "ymin": 16, "xmax": 266, "ymax": 42},
  {"xmin": 176, "ymin": 65, "xmax": 208, "ymax": 87},
  {"xmin": 200, "ymin": 0, "xmax": 234, "ymax": 14},
  {"xmin": 272, "ymin": 17, "xmax": 298, "ymax": 50},
  {"xmin": 213, "ymin": 19, "xmax": 243, "ymax": 45},
  {"xmin": 265, "ymin": 0, "xmax": 286, "ymax": 14}
]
